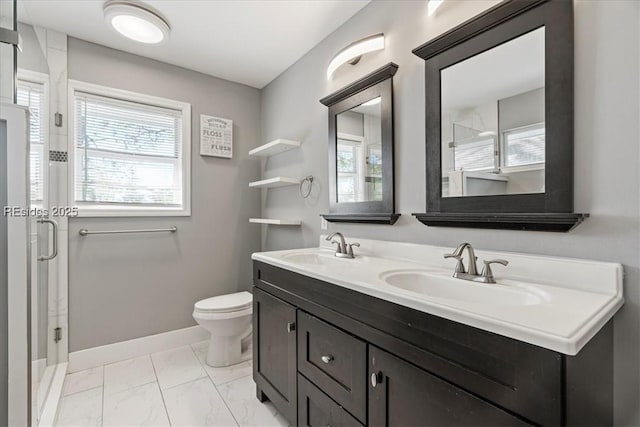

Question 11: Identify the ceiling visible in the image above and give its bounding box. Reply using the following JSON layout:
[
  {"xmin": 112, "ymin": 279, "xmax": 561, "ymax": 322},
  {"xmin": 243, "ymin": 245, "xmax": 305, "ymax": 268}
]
[
  {"xmin": 442, "ymin": 27, "xmax": 545, "ymax": 111},
  {"xmin": 19, "ymin": 0, "xmax": 370, "ymax": 89}
]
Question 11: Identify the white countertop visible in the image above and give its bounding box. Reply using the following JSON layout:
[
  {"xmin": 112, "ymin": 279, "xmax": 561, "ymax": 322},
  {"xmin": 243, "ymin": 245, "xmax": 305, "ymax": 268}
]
[{"xmin": 252, "ymin": 237, "xmax": 623, "ymax": 355}]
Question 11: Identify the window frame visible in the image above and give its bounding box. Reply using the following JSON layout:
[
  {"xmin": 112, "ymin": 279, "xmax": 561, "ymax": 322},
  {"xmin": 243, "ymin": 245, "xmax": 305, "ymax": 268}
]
[
  {"xmin": 500, "ymin": 122, "xmax": 546, "ymax": 172},
  {"xmin": 17, "ymin": 69, "xmax": 50, "ymax": 209},
  {"xmin": 68, "ymin": 80, "xmax": 191, "ymax": 217},
  {"xmin": 336, "ymin": 132, "xmax": 365, "ymax": 203}
]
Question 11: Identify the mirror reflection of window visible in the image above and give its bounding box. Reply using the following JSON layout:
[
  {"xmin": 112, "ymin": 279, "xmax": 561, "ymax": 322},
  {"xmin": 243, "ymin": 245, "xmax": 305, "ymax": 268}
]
[
  {"xmin": 366, "ymin": 145, "xmax": 383, "ymax": 200},
  {"xmin": 440, "ymin": 26, "xmax": 545, "ymax": 198},
  {"xmin": 336, "ymin": 96, "xmax": 383, "ymax": 203},
  {"xmin": 503, "ymin": 123, "xmax": 545, "ymax": 168},
  {"xmin": 337, "ymin": 137, "xmax": 361, "ymax": 203}
]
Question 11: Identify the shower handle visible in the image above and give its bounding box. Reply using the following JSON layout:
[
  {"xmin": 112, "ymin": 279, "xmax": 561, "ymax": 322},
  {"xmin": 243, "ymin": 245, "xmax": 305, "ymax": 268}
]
[{"xmin": 38, "ymin": 218, "xmax": 58, "ymax": 261}]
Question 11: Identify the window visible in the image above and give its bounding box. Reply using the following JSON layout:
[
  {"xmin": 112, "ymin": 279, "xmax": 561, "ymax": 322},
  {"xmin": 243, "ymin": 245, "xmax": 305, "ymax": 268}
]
[
  {"xmin": 503, "ymin": 123, "xmax": 545, "ymax": 168},
  {"xmin": 17, "ymin": 74, "xmax": 48, "ymax": 207},
  {"xmin": 453, "ymin": 136, "xmax": 497, "ymax": 172},
  {"xmin": 69, "ymin": 81, "xmax": 191, "ymax": 216},
  {"xmin": 336, "ymin": 133, "xmax": 364, "ymax": 203}
]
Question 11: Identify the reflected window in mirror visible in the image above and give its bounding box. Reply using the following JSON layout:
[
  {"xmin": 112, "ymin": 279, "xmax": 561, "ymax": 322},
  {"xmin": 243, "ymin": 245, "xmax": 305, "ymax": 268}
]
[
  {"xmin": 441, "ymin": 27, "xmax": 545, "ymax": 198},
  {"xmin": 336, "ymin": 96, "xmax": 383, "ymax": 203}
]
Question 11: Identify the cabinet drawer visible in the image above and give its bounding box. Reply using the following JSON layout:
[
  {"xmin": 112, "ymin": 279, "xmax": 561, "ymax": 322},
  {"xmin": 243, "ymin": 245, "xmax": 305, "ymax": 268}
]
[
  {"xmin": 298, "ymin": 311, "xmax": 367, "ymax": 423},
  {"xmin": 298, "ymin": 374, "xmax": 364, "ymax": 427}
]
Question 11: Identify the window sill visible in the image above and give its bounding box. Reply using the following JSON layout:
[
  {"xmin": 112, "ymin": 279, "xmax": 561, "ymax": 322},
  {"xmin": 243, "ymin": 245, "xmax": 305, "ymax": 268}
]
[
  {"xmin": 74, "ymin": 206, "xmax": 191, "ymax": 218},
  {"xmin": 500, "ymin": 164, "xmax": 545, "ymax": 173}
]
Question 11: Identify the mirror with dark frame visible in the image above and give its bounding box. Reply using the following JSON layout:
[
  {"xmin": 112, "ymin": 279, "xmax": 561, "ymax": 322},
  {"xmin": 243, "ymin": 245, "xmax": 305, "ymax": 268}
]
[
  {"xmin": 412, "ymin": 0, "xmax": 587, "ymax": 232},
  {"xmin": 441, "ymin": 27, "xmax": 545, "ymax": 199},
  {"xmin": 320, "ymin": 63, "xmax": 399, "ymax": 225}
]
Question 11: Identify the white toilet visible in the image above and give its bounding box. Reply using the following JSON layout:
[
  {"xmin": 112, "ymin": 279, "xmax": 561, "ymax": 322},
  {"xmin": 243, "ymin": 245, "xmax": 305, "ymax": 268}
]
[{"xmin": 192, "ymin": 291, "xmax": 253, "ymax": 367}]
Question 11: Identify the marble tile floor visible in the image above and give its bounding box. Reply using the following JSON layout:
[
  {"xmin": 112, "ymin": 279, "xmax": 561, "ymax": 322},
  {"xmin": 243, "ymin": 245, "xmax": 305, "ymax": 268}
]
[{"xmin": 56, "ymin": 341, "xmax": 289, "ymax": 427}]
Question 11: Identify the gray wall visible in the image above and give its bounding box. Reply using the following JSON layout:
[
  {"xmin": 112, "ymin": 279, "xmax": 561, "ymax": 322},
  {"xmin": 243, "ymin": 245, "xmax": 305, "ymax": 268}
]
[
  {"xmin": 498, "ymin": 87, "xmax": 544, "ymax": 131},
  {"xmin": 260, "ymin": 1, "xmax": 640, "ymax": 425},
  {"xmin": 16, "ymin": 23, "xmax": 48, "ymax": 74},
  {"xmin": 336, "ymin": 111, "xmax": 364, "ymax": 136},
  {"xmin": 67, "ymin": 39, "xmax": 262, "ymax": 351}
]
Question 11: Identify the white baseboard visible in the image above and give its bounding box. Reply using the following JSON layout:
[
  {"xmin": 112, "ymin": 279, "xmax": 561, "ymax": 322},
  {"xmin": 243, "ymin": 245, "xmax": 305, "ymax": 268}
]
[
  {"xmin": 39, "ymin": 362, "xmax": 67, "ymax": 427},
  {"xmin": 68, "ymin": 326, "xmax": 210, "ymax": 373}
]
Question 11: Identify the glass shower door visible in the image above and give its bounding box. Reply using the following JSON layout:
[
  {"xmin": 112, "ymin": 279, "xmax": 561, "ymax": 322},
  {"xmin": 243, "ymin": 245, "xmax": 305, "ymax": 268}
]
[
  {"xmin": 19, "ymin": 78, "xmax": 55, "ymax": 426},
  {"xmin": 32, "ymin": 217, "xmax": 56, "ymax": 425}
]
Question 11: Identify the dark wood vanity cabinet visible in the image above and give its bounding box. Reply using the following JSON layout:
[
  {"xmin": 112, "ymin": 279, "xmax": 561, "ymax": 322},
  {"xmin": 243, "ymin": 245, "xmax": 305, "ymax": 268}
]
[
  {"xmin": 368, "ymin": 346, "xmax": 529, "ymax": 427},
  {"xmin": 253, "ymin": 287, "xmax": 297, "ymax": 423},
  {"xmin": 253, "ymin": 261, "xmax": 614, "ymax": 426}
]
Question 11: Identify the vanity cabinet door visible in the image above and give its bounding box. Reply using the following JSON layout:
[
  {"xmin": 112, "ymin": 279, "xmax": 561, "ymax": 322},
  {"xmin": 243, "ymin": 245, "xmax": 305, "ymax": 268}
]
[
  {"xmin": 368, "ymin": 346, "xmax": 531, "ymax": 427},
  {"xmin": 253, "ymin": 287, "xmax": 297, "ymax": 424},
  {"xmin": 298, "ymin": 374, "xmax": 364, "ymax": 427}
]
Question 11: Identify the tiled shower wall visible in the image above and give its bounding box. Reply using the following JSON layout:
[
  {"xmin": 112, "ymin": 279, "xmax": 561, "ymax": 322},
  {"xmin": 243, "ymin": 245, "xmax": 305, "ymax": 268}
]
[{"xmin": 33, "ymin": 27, "xmax": 69, "ymax": 364}]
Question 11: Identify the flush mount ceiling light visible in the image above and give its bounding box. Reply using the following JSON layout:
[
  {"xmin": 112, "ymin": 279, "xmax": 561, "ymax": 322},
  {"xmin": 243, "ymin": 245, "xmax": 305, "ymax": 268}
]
[
  {"xmin": 428, "ymin": 0, "xmax": 444, "ymax": 16},
  {"xmin": 326, "ymin": 33, "xmax": 385, "ymax": 80},
  {"xmin": 103, "ymin": 0, "xmax": 170, "ymax": 45}
]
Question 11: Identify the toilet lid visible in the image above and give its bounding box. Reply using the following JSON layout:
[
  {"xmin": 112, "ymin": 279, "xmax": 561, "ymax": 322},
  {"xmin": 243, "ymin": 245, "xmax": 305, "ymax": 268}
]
[{"xmin": 195, "ymin": 291, "xmax": 252, "ymax": 313}]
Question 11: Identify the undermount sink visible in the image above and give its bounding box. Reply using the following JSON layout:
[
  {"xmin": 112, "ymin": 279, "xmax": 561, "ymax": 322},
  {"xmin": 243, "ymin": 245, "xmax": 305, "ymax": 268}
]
[
  {"xmin": 281, "ymin": 253, "xmax": 331, "ymax": 265},
  {"xmin": 381, "ymin": 270, "xmax": 546, "ymax": 306}
]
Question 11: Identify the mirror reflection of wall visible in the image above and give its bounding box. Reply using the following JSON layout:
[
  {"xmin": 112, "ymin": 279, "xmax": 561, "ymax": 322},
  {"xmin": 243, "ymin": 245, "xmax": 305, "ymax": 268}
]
[
  {"xmin": 441, "ymin": 26, "xmax": 545, "ymax": 198},
  {"xmin": 336, "ymin": 96, "xmax": 382, "ymax": 203}
]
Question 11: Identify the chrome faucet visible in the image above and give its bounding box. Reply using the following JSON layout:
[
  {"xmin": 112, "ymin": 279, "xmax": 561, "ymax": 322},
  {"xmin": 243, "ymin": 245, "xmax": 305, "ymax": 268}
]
[
  {"xmin": 326, "ymin": 232, "xmax": 360, "ymax": 259},
  {"xmin": 444, "ymin": 243, "xmax": 508, "ymax": 284}
]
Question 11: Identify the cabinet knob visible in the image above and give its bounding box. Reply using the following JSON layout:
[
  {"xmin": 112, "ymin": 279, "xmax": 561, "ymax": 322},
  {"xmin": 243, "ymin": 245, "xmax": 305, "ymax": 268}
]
[
  {"xmin": 371, "ymin": 371, "xmax": 383, "ymax": 387},
  {"xmin": 321, "ymin": 355, "xmax": 334, "ymax": 364},
  {"xmin": 286, "ymin": 322, "xmax": 296, "ymax": 333}
]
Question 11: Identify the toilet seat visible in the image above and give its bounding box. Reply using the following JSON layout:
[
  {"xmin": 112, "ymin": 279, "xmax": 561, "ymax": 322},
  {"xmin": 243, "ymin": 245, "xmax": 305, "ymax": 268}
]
[{"xmin": 194, "ymin": 291, "xmax": 252, "ymax": 313}]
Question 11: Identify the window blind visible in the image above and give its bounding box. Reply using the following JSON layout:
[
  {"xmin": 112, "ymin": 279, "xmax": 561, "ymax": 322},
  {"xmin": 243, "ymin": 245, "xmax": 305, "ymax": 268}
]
[
  {"xmin": 16, "ymin": 80, "xmax": 46, "ymax": 205},
  {"xmin": 504, "ymin": 124, "xmax": 545, "ymax": 167},
  {"xmin": 453, "ymin": 136, "xmax": 497, "ymax": 171},
  {"xmin": 73, "ymin": 92, "xmax": 184, "ymax": 207}
]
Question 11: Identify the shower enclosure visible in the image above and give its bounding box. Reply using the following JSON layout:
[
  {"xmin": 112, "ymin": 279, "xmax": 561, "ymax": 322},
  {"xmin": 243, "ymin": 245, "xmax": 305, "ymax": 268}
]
[{"xmin": 1, "ymin": 0, "xmax": 69, "ymax": 424}]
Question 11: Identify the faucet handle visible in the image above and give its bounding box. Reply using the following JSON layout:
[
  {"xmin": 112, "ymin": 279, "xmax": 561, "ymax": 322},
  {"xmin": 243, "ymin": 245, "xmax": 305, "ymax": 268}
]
[
  {"xmin": 444, "ymin": 253, "xmax": 465, "ymax": 274},
  {"xmin": 347, "ymin": 242, "xmax": 360, "ymax": 257},
  {"xmin": 481, "ymin": 259, "xmax": 509, "ymax": 283}
]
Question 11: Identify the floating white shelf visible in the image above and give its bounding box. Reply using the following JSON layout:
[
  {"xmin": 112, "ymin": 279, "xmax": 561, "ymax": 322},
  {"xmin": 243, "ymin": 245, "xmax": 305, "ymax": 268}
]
[
  {"xmin": 250, "ymin": 218, "xmax": 302, "ymax": 226},
  {"xmin": 249, "ymin": 139, "xmax": 301, "ymax": 157},
  {"xmin": 249, "ymin": 177, "xmax": 299, "ymax": 188}
]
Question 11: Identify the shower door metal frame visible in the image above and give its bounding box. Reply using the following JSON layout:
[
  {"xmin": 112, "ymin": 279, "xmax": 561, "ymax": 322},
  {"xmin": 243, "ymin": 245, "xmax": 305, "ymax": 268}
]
[{"xmin": 2, "ymin": 104, "xmax": 32, "ymax": 427}]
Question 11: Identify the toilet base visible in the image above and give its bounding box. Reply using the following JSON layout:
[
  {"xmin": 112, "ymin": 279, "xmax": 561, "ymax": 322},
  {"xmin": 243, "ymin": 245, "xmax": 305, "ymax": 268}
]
[{"xmin": 206, "ymin": 335, "xmax": 242, "ymax": 367}]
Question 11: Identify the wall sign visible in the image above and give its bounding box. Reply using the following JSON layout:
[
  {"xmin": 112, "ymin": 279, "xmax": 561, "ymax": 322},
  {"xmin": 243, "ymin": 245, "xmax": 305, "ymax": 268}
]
[{"xmin": 200, "ymin": 114, "xmax": 233, "ymax": 158}]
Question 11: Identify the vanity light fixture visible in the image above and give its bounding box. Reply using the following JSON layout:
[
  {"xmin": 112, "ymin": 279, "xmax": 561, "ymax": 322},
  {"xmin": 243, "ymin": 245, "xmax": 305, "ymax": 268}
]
[
  {"xmin": 361, "ymin": 97, "xmax": 381, "ymax": 107},
  {"xmin": 427, "ymin": 0, "xmax": 444, "ymax": 16},
  {"xmin": 326, "ymin": 33, "xmax": 385, "ymax": 79},
  {"xmin": 103, "ymin": 0, "xmax": 170, "ymax": 45}
]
